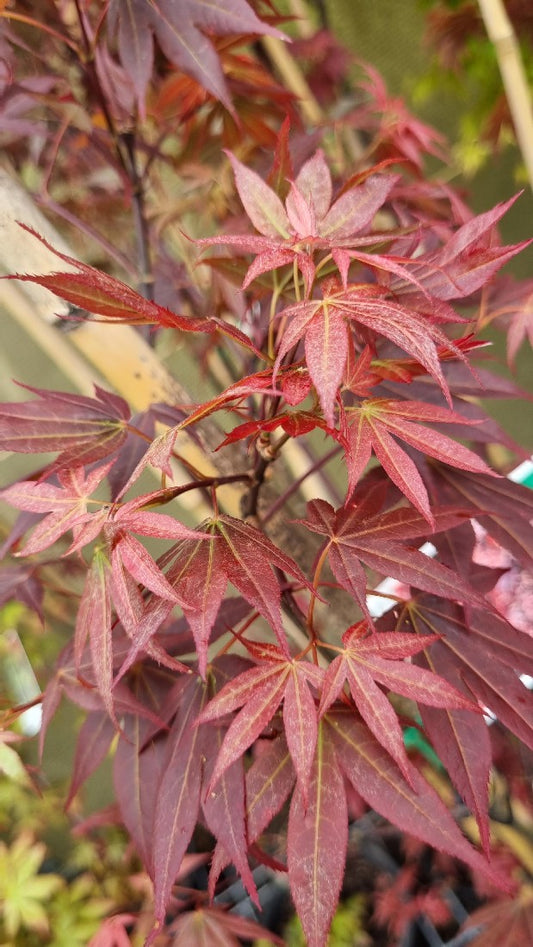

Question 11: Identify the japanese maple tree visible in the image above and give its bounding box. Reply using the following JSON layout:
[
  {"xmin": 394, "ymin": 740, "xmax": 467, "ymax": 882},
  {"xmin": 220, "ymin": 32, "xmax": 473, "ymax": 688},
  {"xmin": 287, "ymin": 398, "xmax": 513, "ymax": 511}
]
[{"xmin": 0, "ymin": 1, "xmax": 532, "ymax": 945}]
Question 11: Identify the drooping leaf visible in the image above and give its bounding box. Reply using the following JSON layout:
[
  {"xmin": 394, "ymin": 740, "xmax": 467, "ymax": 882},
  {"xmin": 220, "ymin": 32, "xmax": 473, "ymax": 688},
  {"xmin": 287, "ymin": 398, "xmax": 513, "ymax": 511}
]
[
  {"xmin": 387, "ymin": 594, "xmax": 533, "ymax": 752},
  {"xmin": 432, "ymin": 465, "xmax": 533, "ymax": 571},
  {"xmin": 7, "ymin": 228, "xmax": 261, "ymax": 356},
  {"xmin": 75, "ymin": 549, "xmax": 115, "ymax": 722},
  {"xmin": 300, "ymin": 498, "xmax": 487, "ymax": 624},
  {"xmin": 326, "ymin": 710, "xmax": 513, "ymax": 892},
  {"xmin": 114, "ymin": 710, "xmax": 171, "ymax": 870},
  {"xmin": 177, "ymin": 515, "xmax": 313, "ymax": 674},
  {"xmin": 65, "ymin": 712, "xmax": 115, "ymax": 809},
  {"xmin": 414, "ymin": 657, "xmax": 493, "ymax": 853},
  {"xmin": 287, "ymin": 719, "xmax": 348, "ymax": 947},
  {"xmin": 245, "ymin": 733, "xmax": 295, "ymax": 844},
  {"xmin": 107, "ymin": 0, "xmax": 286, "ymax": 113},
  {"xmin": 0, "ymin": 563, "xmax": 44, "ymax": 619},
  {"xmin": 201, "ymin": 721, "xmax": 258, "ymax": 905},
  {"xmin": 150, "ymin": 676, "xmax": 208, "ymax": 936},
  {"xmin": 318, "ymin": 625, "xmax": 478, "ymax": 785},
  {"xmin": 0, "ymin": 384, "xmax": 129, "ymax": 469},
  {"xmin": 197, "ymin": 648, "xmax": 323, "ymax": 802}
]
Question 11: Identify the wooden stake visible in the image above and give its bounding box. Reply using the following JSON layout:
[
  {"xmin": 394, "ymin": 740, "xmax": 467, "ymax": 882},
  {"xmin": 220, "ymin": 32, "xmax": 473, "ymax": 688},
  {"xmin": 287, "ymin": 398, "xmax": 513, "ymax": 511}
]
[{"xmin": 477, "ymin": 0, "xmax": 533, "ymax": 191}]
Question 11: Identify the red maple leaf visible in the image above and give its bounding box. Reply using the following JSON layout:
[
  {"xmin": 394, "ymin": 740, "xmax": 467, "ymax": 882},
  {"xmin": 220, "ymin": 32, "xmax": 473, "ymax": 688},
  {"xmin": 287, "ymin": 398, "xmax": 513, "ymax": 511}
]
[
  {"xmin": 198, "ymin": 149, "xmax": 399, "ymax": 294},
  {"xmin": 117, "ymin": 514, "xmax": 315, "ymax": 679},
  {"xmin": 0, "ymin": 384, "xmax": 129, "ymax": 471},
  {"xmin": 0, "ymin": 464, "xmax": 112, "ymax": 556},
  {"xmin": 382, "ymin": 592, "xmax": 533, "ymax": 848},
  {"xmin": 106, "ymin": 0, "xmax": 286, "ymax": 113},
  {"xmin": 197, "ymin": 644, "xmax": 324, "ymax": 804},
  {"xmin": 272, "ymin": 280, "xmax": 465, "ymax": 425},
  {"xmin": 299, "ymin": 495, "xmax": 486, "ymax": 625},
  {"xmin": 343, "ymin": 397, "xmax": 496, "ymax": 520},
  {"xmin": 318, "ymin": 623, "xmax": 479, "ymax": 785}
]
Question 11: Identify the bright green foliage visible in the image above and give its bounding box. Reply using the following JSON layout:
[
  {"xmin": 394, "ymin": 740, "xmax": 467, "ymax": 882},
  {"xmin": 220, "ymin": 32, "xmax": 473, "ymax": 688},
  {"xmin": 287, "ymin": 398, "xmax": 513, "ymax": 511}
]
[
  {"xmin": 0, "ymin": 831, "xmax": 63, "ymax": 939},
  {"xmin": 44, "ymin": 876, "xmax": 113, "ymax": 947},
  {"xmin": 282, "ymin": 893, "xmax": 370, "ymax": 946}
]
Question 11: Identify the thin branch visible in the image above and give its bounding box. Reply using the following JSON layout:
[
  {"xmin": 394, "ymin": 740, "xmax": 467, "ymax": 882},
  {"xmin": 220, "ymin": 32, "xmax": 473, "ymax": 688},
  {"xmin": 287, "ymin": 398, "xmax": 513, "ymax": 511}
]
[
  {"xmin": 121, "ymin": 132, "xmax": 155, "ymax": 301},
  {"xmin": 477, "ymin": 0, "xmax": 533, "ymax": 191}
]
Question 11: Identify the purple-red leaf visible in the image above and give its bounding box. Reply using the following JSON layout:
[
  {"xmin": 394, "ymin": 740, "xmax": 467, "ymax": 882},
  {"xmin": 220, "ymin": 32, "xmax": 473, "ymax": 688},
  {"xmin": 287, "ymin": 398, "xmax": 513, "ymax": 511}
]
[
  {"xmin": 300, "ymin": 498, "xmax": 487, "ymax": 623},
  {"xmin": 0, "ymin": 383, "xmax": 129, "ymax": 468},
  {"xmin": 327, "ymin": 710, "xmax": 513, "ymax": 892},
  {"xmin": 151, "ymin": 677, "xmax": 208, "ymax": 934},
  {"xmin": 245, "ymin": 734, "xmax": 295, "ymax": 844},
  {"xmin": 198, "ymin": 651, "xmax": 322, "ymax": 801},
  {"xmin": 201, "ymin": 724, "xmax": 258, "ymax": 905},
  {"xmin": 288, "ymin": 720, "xmax": 348, "ymax": 947},
  {"xmin": 389, "ymin": 595, "xmax": 533, "ymax": 752},
  {"xmin": 108, "ymin": 0, "xmax": 286, "ymax": 113},
  {"xmin": 318, "ymin": 626, "xmax": 477, "ymax": 784},
  {"xmin": 75, "ymin": 549, "xmax": 114, "ymax": 721},
  {"xmin": 344, "ymin": 398, "xmax": 496, "ymax": 517}
]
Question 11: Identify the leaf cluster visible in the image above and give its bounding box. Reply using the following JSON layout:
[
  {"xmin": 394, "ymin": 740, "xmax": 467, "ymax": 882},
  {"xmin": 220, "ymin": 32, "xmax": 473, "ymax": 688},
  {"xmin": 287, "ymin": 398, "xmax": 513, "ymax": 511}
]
[{"xmin": 0, "ymin": 2, "xmax": 533, "ymax": 945}]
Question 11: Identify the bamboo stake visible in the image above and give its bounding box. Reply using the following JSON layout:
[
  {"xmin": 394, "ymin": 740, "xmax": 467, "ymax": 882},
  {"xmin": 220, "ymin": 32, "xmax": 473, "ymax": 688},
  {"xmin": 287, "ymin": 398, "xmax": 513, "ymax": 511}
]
[
  {"xmin": 261, "ymin": 35, "xmax": 325, "ymax": 126},
  {"xmin": 0, "ymin": 169, "xmax": 242, "ymax": 516},
  {"xmin": 477, "ymin": 0, "xmax": 533, "ymax": 192},
  {"xmin": 1, "ymin": 280, "xmax": 99, "ymax": 397}
]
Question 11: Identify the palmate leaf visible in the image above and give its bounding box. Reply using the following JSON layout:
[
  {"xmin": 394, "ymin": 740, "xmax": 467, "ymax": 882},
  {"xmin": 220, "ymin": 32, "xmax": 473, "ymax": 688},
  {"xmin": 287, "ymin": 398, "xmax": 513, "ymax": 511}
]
[
  {"xmin": 391, "ymin": 195, "xmax": 531, "ymax": 301},
  {"xmin": 162, "ymin": 515, "xmax": 315, "ymax": 677},
  {"xmin": 284, "ymin": 704, "xmax": 513, "ymax": 947},
  {"xmin": 432, "ymin": 465, "xmax": 533, "ymax": 570},
  {"xmin": 287, "ymin": 720, "xmax": 348, "ymax": 947},
  {"xmin": 0, "ymin": 464, "xmax": 112, "ymax": 556},
  {"xmin": 107, "ymin": 0, "xmax": 286, "ymax": 113},
  {"xmin": 0, "ymin": 384, "xmax": 129, "ymax": 470},
  {"xmin": 300, "ymin": 498, "xmax": 487, "ymax": 625},
  {"xmin": 273, "ymin": 282, "xmax": 463, "ymax": 429},
  {"xmin": 225, "ymin": 148, "xmax": 398, "ymax": 246},
  {"xmin": 198, "ymin": 151, "xmax": 398, "ymax": 294},
  {"xmin": 197, "ymin": 646, "xmax": 323, "ymax": 804},
  {"xmin": 115, "ymin": 513, "xmax": 316, "ymax": 683},
  {"xmin": 459, "ymin": 890, "xmax": 533, "ymax": 947},
  {"xmin": 169, "ymin": 906, "xmax": 284, "ymax": 947},
  {"xmin": 326, "ymin": 710, "xmax": 513, "ymax": 892},
  {"xmin": 318, "ymin": 625, "xmax": 479, "ymax": 786},
  {"xmin": 343, "ymin": 398, "xmax": 496, "ymax": 519},
  {"xmin": 387, "ymin": 593, "xmax": 533, "ymax": 752},
  {"xmin": 216, "ymin": 409, "xmax": 337, "ymax": 448}
]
